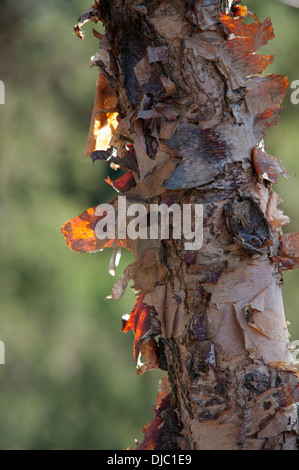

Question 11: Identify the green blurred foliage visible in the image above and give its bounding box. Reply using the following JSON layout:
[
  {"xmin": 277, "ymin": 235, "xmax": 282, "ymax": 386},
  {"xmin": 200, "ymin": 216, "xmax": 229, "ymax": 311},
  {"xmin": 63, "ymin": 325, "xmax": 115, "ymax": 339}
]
[{"xmin": 0, "ymin": 0, "xmax": 298, "ymax": 449}]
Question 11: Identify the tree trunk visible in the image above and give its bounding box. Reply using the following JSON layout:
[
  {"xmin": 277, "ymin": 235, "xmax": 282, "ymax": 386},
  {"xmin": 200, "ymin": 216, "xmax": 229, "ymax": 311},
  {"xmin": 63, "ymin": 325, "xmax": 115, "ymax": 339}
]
[{"xmin": 62, "ymin": 0, "xmax": 299, "ymax": 450}]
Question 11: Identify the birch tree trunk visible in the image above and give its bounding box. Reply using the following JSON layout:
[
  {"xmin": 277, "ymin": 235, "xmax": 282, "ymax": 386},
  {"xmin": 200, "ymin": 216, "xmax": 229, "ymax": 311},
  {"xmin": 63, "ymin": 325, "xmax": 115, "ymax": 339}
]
[{"xmin": 62, "ymin": 0, "xmax": 299, "ymax": 450}]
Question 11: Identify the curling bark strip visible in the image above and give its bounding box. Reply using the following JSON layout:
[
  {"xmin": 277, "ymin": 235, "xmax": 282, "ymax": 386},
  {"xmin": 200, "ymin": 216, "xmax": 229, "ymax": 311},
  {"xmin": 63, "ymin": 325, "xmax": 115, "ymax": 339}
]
[{"xmin": 61, "ymin": 0, "xmax": 299, "ymax": 450}]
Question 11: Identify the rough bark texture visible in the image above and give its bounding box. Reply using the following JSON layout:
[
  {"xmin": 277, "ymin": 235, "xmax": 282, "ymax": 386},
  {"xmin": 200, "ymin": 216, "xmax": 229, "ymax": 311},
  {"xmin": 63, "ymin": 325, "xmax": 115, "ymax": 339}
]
[{"xmin": 62, "ymin": 0, "xmax": 299, "ymax": 450}]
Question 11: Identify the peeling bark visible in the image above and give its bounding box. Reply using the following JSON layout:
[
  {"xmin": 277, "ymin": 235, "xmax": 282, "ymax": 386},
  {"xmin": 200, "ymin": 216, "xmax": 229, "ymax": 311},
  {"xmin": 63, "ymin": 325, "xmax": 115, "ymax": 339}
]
[{"xmin": 62, "ymin": 1, "xmax": 299, "ymax": 450}]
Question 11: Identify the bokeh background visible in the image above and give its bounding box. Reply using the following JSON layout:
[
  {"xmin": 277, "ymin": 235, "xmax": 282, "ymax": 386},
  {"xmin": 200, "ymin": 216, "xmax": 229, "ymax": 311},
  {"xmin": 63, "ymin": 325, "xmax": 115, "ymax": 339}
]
[{"xmin": 0, "ymin": 0, "xmax": 298, "ymax": 450}]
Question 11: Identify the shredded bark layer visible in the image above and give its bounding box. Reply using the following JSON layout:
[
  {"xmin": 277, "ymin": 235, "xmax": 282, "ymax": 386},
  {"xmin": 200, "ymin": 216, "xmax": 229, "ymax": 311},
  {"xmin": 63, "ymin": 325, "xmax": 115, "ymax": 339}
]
[{"xmin": 62, "ymin": 0, "xmax": 299, "ymax": 450}]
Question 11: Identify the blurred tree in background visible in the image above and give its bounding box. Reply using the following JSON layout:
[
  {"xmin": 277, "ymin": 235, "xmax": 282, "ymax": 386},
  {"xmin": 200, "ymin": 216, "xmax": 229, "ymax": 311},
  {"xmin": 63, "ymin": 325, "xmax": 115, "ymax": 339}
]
[{"xmin": 0, "ymin": 0, "xmax": 298, "ymax": 449}]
